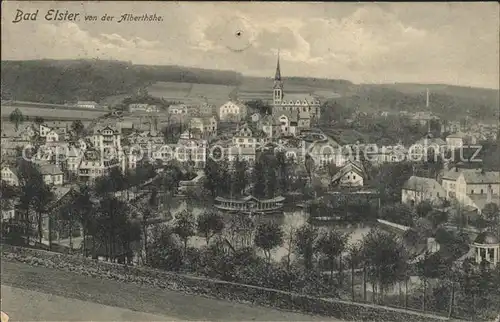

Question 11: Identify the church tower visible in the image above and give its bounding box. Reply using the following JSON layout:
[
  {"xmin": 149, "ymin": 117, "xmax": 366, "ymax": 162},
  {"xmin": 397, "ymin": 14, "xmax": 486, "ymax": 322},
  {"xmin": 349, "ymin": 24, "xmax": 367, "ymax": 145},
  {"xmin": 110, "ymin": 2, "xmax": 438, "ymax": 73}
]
[{"xmin": 273, "ymin": 50, "xmax": 284, "ymax": 105}]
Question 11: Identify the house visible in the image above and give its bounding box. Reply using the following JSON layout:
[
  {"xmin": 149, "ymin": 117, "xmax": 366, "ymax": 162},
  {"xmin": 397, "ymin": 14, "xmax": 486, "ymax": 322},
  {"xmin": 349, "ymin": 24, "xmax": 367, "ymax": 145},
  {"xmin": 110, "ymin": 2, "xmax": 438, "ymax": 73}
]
[
  {"xmin": 226, "ymin": 146, "xmax": 257, "ymax": 165},
  {"xmin": 189, "ymin": 116, "xmax": 217, "ymax": 138},
  {"xmin": 446, "ymin": 133, "xmax": 464, "ymax": 150},
  {"xmin": 91, "ymin": 125, "xmax": 121, "ymax": 150},
  {"xmin": 18, "ymin": 124, "xmax": 36, "ymax": 141},
  {"xmin": 402, "ymin": 176, "xmax": 447, "ymax": 206},
  {"xmin": 38, "ymin": 163, "xmax": 64, "ymax": 186},
  {"xmin": 219, "ymin": 101, "xmax": 247, "ymax": 122},
  {"xmin": 65, "ymin": 148, "xmax": 84, "ymax": 173},
  {"xmin": 128, "ymin": 103, "xmax": 158, "ymax": 113},
  {"xmin": 258, "ymin": 114, "xmax": 280, "ymax": 139},
  {"xmin": 127, "ymin": 130, "xmax": 164, "ymax": 148},
  {"xmin": 39, "ymin": 124, "xmax": 52, "ymax": 137},
  {"xmin": 410, "ymin": 112, "xmax": 440, "ymax": 126},
  {"xmin": 330, "ymin": 160, "xmax": 366, "ymax": 187},
  {"xmin": 250, "ymin": 113, "xmax": 261, "ymax": 122},
  {"xmin": 1, "ymin": 166, "xmax": 19, "ymax": 186},
  {"xmin": 168, "ymin": 104, "xmax": 189, "ymax": 115},
  {"xmin": 46, "ymin": 128, "xmax": 67, "ymax": 143},
  {"xmin": 232, "ymin": 123, "xmax": 268, "ymax": 149},
  {"xmin": 411, "ymin": 134, "xmax": 447, "ymax": 160},
  {"xmin": 442, "ymin": 168, "xmax": 500, "ymax": 213},
  {"xmin": 78, "ymin": 158, "xmax": 120, "ymax": 181},
  {"xmin": 175, "ymin": 140, "xmax": 207, "ymax": 169},
  {"xmin": 1, "ymin": 199, "xmax": 16, "ymax": 222},
  {"xmin": 76, "ymin": 101, "xmax": 98, "ymax": 109}
]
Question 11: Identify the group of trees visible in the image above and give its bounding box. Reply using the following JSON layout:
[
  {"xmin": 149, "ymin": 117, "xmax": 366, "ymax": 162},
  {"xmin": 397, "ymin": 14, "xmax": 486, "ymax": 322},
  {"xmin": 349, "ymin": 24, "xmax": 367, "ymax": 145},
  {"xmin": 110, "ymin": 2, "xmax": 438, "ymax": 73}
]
[
  {"xmin": 143, "ymin": 208, "xmax": 500, "ymax": 319},
  {"xmin": 204, "ymin": 152, "xmax": 309, "ymax": 199}
]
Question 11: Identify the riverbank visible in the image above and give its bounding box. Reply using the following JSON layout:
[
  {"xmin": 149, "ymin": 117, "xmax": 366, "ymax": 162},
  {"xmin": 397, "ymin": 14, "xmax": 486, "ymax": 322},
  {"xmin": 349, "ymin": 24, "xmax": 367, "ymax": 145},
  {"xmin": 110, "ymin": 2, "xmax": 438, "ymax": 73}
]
[{"xmin": 1, "ymin": 244, "xmax": 451, "ymax": 322}]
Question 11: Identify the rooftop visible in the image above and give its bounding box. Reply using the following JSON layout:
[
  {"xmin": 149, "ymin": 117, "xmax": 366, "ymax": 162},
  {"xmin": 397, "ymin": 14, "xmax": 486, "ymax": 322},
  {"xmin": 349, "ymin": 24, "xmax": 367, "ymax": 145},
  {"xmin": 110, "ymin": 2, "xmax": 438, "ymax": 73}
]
[
  {"xmin": 403, "ymin": 176, "xmax": 443, "ymax": 192},
  {"xmin": 474, "ymin": 231, "xmax": 499, "ymax": 245}
]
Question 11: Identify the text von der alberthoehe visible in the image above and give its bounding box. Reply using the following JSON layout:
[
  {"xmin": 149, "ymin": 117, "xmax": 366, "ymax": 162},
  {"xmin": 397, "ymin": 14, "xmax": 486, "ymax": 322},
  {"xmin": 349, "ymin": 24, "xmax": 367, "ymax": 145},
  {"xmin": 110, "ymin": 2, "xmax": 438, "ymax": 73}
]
[{"xmin": 12, "ymin": 9, "xmax": 164, "ymax": 23}]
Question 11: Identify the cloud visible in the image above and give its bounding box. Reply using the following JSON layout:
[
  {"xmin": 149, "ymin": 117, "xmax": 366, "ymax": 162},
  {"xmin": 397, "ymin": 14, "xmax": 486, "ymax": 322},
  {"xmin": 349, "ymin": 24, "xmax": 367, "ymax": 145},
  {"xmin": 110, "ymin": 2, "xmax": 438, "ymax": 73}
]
[{"xmin": 1, "ymin": 2, "xmax": 498, "ymax": 88}]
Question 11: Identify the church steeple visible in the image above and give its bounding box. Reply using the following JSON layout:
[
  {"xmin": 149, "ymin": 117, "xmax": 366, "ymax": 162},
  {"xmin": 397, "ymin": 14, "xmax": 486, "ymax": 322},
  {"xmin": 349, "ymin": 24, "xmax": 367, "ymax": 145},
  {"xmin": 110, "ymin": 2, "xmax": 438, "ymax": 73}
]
[
  {"xmin": 275, "ymin": 49, "xmax": 281, "ymax": 81},
  {"xmin": 273, "ymin": 49, "xmax": 283, "ymax": 105}
]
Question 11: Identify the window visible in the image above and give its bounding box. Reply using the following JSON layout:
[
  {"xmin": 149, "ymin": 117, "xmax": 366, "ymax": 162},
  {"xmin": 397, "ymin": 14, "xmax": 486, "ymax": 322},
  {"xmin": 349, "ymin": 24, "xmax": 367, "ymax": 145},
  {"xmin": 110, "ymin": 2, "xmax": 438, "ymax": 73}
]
[
  {"xmin": 347, "ymin": 175, "xmax": 350, "ymax": 180},
  {"xmin": 481, "ymin": 189, "xmax": 484, "ymax": 194},
  {"xmin": 471, "ymin": 189, "xmax": 475, "ymax": 194},
  {"xmin": 353, "ymin": 175, "xmax": 356, "ymax": 180}
]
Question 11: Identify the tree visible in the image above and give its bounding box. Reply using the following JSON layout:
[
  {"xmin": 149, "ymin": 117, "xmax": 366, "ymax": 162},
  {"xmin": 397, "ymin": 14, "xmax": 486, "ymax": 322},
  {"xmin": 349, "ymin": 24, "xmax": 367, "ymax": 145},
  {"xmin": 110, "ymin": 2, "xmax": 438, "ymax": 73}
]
[
  {"xmin": 73, "ymin": 184, "xmax": 98, "ymax": 258},
  {"xmin": 9, "ymin": 108, "xmax": 24, "ymax": 131},
  {"xmin": 252, "ymin": 159, "xmax": 266, "ymax": 198},
  {"xmin": 304, "ymin": 154, "xmax": 315, "ymax": 186},
  {"xmin": 226, "ymin": 212, "xmax": 255, "ymax": 249},
  {"xmin": 293, "ymin": 224, "xmax": 320, "ymax": 270},
  {"xmin": 34, "ymin": 116, "xmax": 44, "ymax": 125},
  {"xmin": 327, "ymin": 162, "xmax": 339, "ymax": 182},
  {"xmin": 17, "ymin": 160, "xmax": 54, "ymax": 245},
  {"xmin": 148, "ymin": 225, "xmax": 183, "ymax": 271},
  {"xmin": 374, "ymin": 162, "xmax": 414, "ymax": 203},
  {"xmin": 427, "ymin": 209, "xmax": 449, "ymax": 229},
  {"xmin": 173, "ymin": 210, "xmax": 196, "ymax": 253},
  {"xmin": 95, "ymin": 196, "xmax": 131, "ymax": 262},
  {"xmin": 139, "ymin": 187, "xmax": 158, "ymax": 263},
  {"xmin": 276, "ymin": 152, "xmax": 291, "ymax": 194},
  {"xmin": 254, "ymin": 221, "xmax": 283, "ymax": 263},
  {"xmin": 317, "ymin": 228, "xmax": 350, "ymax": 283},
  {"xmin": 232, "ymin": 158, "xmax": 248, "ymax": 197},
  {"xmin": 264, "ymin": 165, "xmax": 277, "ymax": 198},
  {"xmin": 361, "ymin": 229, "xmax": 407, "ymax": 304},
  {"xmin": 197, "ymin": 211, "xmax": 225, "ymax": 245},
  {"xmin": 482, "ymin": 203, "xmax": 500, "ymax": 238},
  {"xmin": 416, "ymin": 200, "xmax": 433, "ymax": 218},
  {"xmin": 347, "ymin": 243, "xmax": 363, "ymax": 301},
  {"xmin": 71, "ymin": 120, "xmax": 85, "ymax": 137},
  {"xmin": 379, "ymin": 203, "xmax": 415, "ymax": 226}
]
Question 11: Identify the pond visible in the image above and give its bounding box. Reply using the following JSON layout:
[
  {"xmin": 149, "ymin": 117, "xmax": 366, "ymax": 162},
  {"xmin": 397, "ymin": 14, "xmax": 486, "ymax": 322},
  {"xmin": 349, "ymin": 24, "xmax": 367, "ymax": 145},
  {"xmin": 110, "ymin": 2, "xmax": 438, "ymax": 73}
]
[{"xmin": 163, "ymin": 197, "xmax": 372, "ymax": 262}]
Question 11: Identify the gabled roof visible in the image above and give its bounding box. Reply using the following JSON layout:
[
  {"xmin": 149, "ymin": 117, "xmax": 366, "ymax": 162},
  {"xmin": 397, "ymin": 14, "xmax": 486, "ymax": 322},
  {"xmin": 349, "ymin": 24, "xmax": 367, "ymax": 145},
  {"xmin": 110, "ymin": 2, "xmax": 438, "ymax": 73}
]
[
  {"xmin": 38, "ymin": 163, "xmax": 63, "ymax": 176},
  {"xmin": 331, "ymin": 161, "xmax": 366, "ymax": 183},
  {"xmin": 462, "ymin": 169, "xmax": 500, "ymax": 184},
  {"xmin": 441, "ymin": 167, "xmax": 462, "ymax": 181},
  {"xmin": 474, "ymin": 231, "xmax": 499, "ymax": 245},
  {"xmin": 1, "ymin": 165, "xmax": 19, "ymax": 178},
  {"xmin": 446, "ymin": 132, "xmax": 465, "ymax": 139},
  {"xmin": 403, "ymin": 176, "xmax": 443, "ymax": 192}
]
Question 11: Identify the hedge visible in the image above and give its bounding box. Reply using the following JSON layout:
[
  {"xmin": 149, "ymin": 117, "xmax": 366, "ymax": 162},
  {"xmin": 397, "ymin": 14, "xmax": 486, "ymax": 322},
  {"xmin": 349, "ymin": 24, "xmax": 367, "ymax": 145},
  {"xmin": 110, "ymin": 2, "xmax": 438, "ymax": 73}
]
[{"xmin": 1, "ymin": 244, "xmax": 450, "ymax": 322}]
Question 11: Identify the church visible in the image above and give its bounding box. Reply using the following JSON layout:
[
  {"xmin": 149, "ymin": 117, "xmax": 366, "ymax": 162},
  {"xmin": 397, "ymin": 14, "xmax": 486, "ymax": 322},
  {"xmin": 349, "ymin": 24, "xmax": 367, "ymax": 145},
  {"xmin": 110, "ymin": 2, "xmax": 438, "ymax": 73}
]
[{"xmin": 270, "ymin": 52, "xmax": 321, "ymax": 136}]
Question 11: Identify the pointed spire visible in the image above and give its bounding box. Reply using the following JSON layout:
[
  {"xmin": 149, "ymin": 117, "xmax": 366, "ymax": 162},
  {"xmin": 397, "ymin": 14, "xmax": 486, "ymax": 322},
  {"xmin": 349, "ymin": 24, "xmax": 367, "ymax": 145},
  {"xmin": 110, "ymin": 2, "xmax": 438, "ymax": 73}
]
[{"xmin": 274, "ymin": 49, "xmax": 281, "ymax": 81}]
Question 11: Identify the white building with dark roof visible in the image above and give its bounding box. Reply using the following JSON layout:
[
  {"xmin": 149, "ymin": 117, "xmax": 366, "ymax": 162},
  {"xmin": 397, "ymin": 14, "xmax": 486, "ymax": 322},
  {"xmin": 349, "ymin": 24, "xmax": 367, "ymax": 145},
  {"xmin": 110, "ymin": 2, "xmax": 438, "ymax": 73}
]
[
  {"xmin": 38, "ymin": 163, "xmax": 64, "ymax": 186},
  {"xmin": 219, "ymin": 101, "xmax": 247, "ymax": 122},
  {"xmin": 1, "ymin": 166, "xmax": 19, "ymax": 186},
  {"xmin": 441, "ymin": 167, "xmax": 500, "ymax": 212},
  {"xmin": 330, "ymin": 160, "xmax": 366, "ymax": 187},
  {"xmin": 402, "ymin": 176, "xmax": 447, "ymax": 206},
  {"xmin": 271, "ymin": 52, "xmax": 321, "ymax": 126}
]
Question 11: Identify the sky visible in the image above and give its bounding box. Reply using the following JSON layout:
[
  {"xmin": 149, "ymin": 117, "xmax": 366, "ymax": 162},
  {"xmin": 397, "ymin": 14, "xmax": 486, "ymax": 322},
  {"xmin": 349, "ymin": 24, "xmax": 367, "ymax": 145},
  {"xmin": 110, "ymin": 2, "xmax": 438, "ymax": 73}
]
[{"xmin": 1, "ymin": 2, "xmax": 499, "ymax": 89}]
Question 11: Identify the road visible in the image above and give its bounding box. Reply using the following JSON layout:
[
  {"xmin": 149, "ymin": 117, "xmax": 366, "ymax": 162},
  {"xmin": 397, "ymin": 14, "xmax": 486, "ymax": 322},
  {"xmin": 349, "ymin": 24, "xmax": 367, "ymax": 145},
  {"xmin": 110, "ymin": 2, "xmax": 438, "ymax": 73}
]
[{"xmin": 1, "ymin": 261, "xmax": 342, "ymax": 321}]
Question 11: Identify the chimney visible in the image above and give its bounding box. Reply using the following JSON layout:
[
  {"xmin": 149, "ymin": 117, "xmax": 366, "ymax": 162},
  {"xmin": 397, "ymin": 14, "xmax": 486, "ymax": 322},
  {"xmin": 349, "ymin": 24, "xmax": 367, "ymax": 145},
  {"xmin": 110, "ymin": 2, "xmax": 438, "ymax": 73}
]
[
  {"xmin": 487, "ymin": 184, "xmax": 492, "ymax": 203},
  {"xmin": 426, "ymin": 88, "xmax": 430, "ymax": 108}
]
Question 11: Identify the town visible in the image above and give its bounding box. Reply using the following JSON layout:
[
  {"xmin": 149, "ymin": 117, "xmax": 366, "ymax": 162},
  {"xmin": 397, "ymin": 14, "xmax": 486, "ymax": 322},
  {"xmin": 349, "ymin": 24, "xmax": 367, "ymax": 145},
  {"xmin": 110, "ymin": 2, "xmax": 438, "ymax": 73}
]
[{"xmin": 1, "ymin": 52, "xmax": 499, "ymax": 321}]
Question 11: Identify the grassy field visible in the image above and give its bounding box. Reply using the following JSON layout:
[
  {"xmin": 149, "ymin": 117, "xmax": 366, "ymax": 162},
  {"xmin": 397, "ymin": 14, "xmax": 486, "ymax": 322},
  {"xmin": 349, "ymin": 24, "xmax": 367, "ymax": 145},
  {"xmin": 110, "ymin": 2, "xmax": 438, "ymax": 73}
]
[
  {"xmin": 1, "ymin": 261, "xmax": 341, "ymax": 321},
  {"xmin": 147, "ymin": 81, "xmax": 236, "ymax": 107},
  {"xmin": 236, "ymin": 77, "xmax": 346, "ymax": 102},
  {"xmin": 1, "ymin": 104, "xmax": 108, "ymax": 121}
]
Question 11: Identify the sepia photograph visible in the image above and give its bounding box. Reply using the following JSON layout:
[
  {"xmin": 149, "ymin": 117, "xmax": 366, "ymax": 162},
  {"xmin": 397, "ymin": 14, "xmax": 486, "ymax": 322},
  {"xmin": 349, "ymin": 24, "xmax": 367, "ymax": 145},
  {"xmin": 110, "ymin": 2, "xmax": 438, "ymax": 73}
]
[{"xmin": 1, "ymin": 1, "xmax": 499, "ymax": 321}]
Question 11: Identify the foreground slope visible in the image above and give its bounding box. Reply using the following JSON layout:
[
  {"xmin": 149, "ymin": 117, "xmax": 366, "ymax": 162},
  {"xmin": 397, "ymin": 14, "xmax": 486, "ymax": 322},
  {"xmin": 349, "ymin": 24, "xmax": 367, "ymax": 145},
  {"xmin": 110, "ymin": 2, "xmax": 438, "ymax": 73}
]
[{"xmin": 1, "ymin": 261, "xmax": 341, "ymax": 321}]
